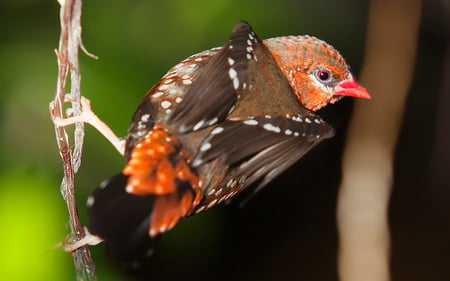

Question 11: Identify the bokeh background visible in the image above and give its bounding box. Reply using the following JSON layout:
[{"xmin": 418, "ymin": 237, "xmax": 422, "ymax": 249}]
[{"xmin": 0, "ymin": 0, "xmax": 449, "ymax": 280}]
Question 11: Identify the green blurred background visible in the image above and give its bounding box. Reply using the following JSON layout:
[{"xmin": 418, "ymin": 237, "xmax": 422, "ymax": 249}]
[{"xmin": 0, "ymin": 0, "xmax": 449, "ymax": 280}]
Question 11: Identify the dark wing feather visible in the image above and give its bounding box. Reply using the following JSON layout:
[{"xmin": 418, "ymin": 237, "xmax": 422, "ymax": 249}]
[
  {"xmin": 168, "ymin": 21, "xmax": 258, "ymax": 133},
  {"xmin": 193, "ymin": 114, "xmax": 334, "ymax": 192},
  {"xmin": 236, "ymin": 137, "xmax": 313, "ymax": 193}
]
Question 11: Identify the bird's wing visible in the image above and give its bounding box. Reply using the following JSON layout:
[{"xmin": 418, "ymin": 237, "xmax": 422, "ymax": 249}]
[
  {"xmin": 193, "ymin": 114, "xmax": 334, "ymax": 194},
  {"xmin": 167, "ymin": 21, "xmax": 257, "ymax": 133}
]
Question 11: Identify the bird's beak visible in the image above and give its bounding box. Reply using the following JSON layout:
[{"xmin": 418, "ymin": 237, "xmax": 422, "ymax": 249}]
[{"xmin": 334, "ymin": 78, "xmax": 371, "ymax": 99}]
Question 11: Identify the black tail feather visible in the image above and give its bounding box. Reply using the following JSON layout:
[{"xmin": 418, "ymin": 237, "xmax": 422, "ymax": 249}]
[{"xmin": 88, "ymin": 174, "xmax": 159, "ymax": 264}]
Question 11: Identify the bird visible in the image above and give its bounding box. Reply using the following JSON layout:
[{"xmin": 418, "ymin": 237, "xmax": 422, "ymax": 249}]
[{"xmin": 86, "ymin": 20, "xmax": 370, "ymax": 264}]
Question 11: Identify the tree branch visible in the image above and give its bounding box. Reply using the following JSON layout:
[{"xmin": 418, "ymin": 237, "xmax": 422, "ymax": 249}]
[
  {"xmin": 337, "ymin": 0, "xmax": 422, "ymax": 280},
  {"xmin": 49, "ymin": 0, "xmax": 97, "ymax": 280}
]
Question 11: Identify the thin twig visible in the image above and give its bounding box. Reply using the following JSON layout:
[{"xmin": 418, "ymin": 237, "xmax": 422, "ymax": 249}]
[{"xmin": 49, "ymin": 0, "xmax": 97, "ymax": 280}]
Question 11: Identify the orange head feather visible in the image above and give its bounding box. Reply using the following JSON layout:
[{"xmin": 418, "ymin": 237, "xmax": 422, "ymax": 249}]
[{"xmin": 264, "ymin": 35, "xmax": 370, "ymax": 111}]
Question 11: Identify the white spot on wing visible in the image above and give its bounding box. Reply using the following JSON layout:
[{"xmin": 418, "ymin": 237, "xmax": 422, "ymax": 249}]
[
  {"xmin": 227, "ymin": 179, "xmax": 237, "ymax": 187},
  {"xmin": 152, "ymin": 92, "xmax": 164, "ymax": 98},
  {"xmin": 263, "ymin": 123, "xmax": 281, "ymax": 133},
  {"xmin": 233, "ymin": 77, "xmax": 239, "ymax": 90},
  {"xmin": 99, "ymin": 181, "xmax": 109, "ymax": 189},
  {"xmin": 173, "ymin": 62, "xmax": 184, "ymax": 70},
  {"xmin": 165, "ymin": 72, "xmax": 177, "ymax": 79},
  {"xmin": 160, "ymin": 100, "xmax": 172, "ymax": 109},
  {"xmin": 207, "ymin": 199, "xmax": 218, "ymax": 209},
  {"xmin": 227, "ymin": 57, "xmax": 235, "ymax": 66},
  {"xmin": 208, "ymin": 117, "xmax": 218, "ymax": 126},
  {"xmin": 158, "ymin": 84, "xmax": 170, "ymax": 91},
  {"xmin": 193, "ymin": 120, "xmax": 205, "ymax": 131},
  {"xmin": 86, "ymin": 196, "xmax": 94, "ymax": 207},
  {"xmin": 243, "ymin": 119, "xmax": 258, "ymax": 125},
  {"xmin": 292, "ymin": 116, "xmax": 303, "ymax": 122},
  {"xmin": 195, "ymin": 206, "xmax": 206, "ymax": 214},
  {"xmin": 211, "ymin": 127, "xmax": 224, "ymax": 134},
  {"xmin": 228, "ymin": 68, "xmax": 237, "ymax": 79},
  {"xmin": 200, "ymin": 142, "xmax": 212, "ymax": 152}
]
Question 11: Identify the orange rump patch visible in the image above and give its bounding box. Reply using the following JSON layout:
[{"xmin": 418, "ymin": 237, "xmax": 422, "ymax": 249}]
[
  {"xmin": 123, "ymin": 127, "xmax": 203, "ymax": 236},
  {"xmin": 124, "ymin": 128, "xmax": 181, "ymax": 195}
]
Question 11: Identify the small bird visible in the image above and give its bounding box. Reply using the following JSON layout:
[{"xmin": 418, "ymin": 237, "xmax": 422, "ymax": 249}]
[{"xmin": 87, "ymin": 20, "xmax": 370, "ymax": 263}]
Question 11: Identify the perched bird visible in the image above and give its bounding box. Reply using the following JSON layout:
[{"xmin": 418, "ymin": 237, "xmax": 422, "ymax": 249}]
[{"xmin": 87, "ymin": 20, "xmax": 370, "ymax": 264}]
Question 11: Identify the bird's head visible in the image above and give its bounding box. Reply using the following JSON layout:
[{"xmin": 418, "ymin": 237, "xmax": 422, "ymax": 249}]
[{"xmin": 264, "ymin": 35, "xmax": 370, "ymax": 111}]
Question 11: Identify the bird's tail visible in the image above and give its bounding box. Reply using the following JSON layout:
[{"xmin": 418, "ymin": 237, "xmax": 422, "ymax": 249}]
[{"xmin": 87, "ymin": 128, "xmax": 202, "ymax": 264}]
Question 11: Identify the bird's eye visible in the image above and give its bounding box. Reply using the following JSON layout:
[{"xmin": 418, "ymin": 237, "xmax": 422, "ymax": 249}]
[{"xmin": 316, "ymin": 68, "xmax": 333, "ymax": 83}]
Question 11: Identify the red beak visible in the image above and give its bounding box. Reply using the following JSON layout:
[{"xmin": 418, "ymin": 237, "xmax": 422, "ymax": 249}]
[{"xmin": 334, "ymin": 79, "xmax": 371, "ymax": 99}]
